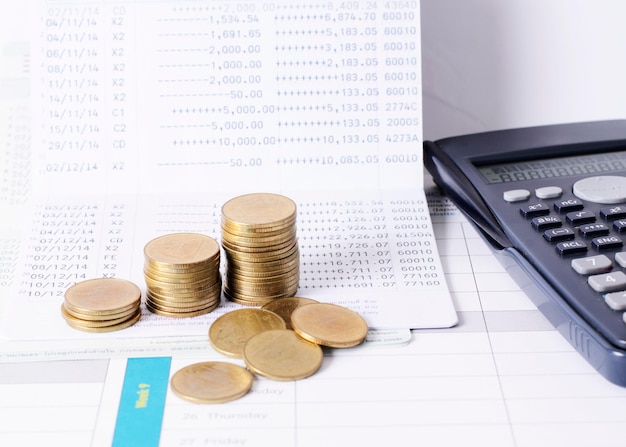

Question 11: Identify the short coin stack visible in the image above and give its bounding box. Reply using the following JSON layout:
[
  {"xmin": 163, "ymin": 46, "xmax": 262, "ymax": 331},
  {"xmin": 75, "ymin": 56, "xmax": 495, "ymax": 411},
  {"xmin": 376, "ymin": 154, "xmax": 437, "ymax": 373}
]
[
  {"xmin": 220, "ymin": 193, "xmax": 300, "ymax": 306},
  {"xmin": 61, "ymin": 278, "xmax": 142, "ymax": 332},
  {"xmin": 143, "ymin": 232, "xmax": 222, "ymax": 317}
]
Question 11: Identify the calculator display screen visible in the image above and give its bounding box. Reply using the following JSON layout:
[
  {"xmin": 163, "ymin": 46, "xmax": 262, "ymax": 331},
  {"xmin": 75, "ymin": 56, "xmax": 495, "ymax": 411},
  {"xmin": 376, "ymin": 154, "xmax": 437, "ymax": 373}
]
[{"xmin": 477, "ymin": 150, "xmax": 626, "ymax": 184}]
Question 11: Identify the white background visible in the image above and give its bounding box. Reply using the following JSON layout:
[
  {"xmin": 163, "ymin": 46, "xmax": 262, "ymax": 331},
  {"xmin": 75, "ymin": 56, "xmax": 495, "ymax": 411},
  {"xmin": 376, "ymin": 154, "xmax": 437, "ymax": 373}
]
[{"xmin": 422, "ymin": 0, "xmax": 626, "ymax": 140}]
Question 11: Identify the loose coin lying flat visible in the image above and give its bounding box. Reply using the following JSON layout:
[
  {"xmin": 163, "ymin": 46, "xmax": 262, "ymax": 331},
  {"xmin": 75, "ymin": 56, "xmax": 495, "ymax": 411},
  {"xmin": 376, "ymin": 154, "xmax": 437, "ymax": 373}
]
[
  {"xmin": 243, "ymin": 329, "xmax": 323, "ymax": 381},
  {"xmin": 208, "ymin": 308, "xmax": 286, "ymax": 358},
  {"xmin": 170, "ymin": 361, "xmax": 253, "ymax": 404},
  {"xmin": 261, "ymin": 296, "xmax": 318, "ymax": 329},
  {"xmin": 290, "ymin": 302, "xmax": 369, "ymax": 348}
]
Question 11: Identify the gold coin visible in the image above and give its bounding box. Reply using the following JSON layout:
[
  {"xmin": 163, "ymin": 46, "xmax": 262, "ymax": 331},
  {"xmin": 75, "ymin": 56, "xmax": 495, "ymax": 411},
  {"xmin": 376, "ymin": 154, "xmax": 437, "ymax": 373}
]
[
  {"xmin": 221, "ymin": 238, "xmax": 297, "ymax": 255},
  {"xmin": 144, "ymin": 274, "xmax": 221, "ymax": 292},
  {"xmin": 144, "ymin": 233, "xmax": 220, "ymax": 268},
  {"xmin": 144, "ymin": 275, "xmax": 219, "ymax": 291},
  {"xmin": 61, "ymin": 305, "xmax": 139, "ymax": 328},
  {"xmin": 146, "ymin": 254, "xmax": 219, "ymax": 267},
  {"xmin": 221, "ymin": 215, "xmax": 296, "ymax": 234},
  {"xmin": 262, "ymin": 296, "xmax": 318, "ymax": 329},
  {"xmin": 243, "ymin": 329, "xmax": 323, "ymax": 381},
  {"xmin": 223, "ymin": 286, "xmax": 298, "ymax": 306},
  {"xmin": 62, "ymin": 302, "xmax": 139, "ymax": 321},
  {"xmin": 226, "ymin": 269, "xmax": 299, "ymax": 287},
  {"xmin": 145, "ymin": 299, "xmax": 219, "ymax": 318},
  {"xmin": 208, "ymin": 308, "xmax": 286, "ymax": 358},
  {"xmin": 64, "ymin": 278, "xmax": 141, "ymax": 314},
  {"xmin": 226, "ymin": 267, "xmax": 299, "ymax": 285},
  {"xmin": 225, "ymin": 256, "xmax": 299, "ymax": 274},
  {"xmin": 145, "ymin": 284, "xmax": 221, "ymax": 303},
  {"xmin": 170, "ymin": 361, "xmax": 253, "ymax": 404},
  {"xmin": 221, "ymin": 222, "xmax": 297, "ymax": 239},
  {"xmin": 63, "ymin": 297, "xmax": 140, "ymax": 319},
  {"xmin": 290, "ymin": 302, "xmax": 369, "ymax": 348},
  {"xmin": 62, "ymin": 308, "xmax": 142, "ymax": 333},
  {"xmin": 144, "ymin": 261, "xmax": 220, "ymax": 277},
  {"xmin": 221, "ymin": 193, "xmax": 296, "ymax": 231},
  {"xmin": 145, "ymin": 298, "xmax": 218, "ymax": 314},
  {"xmin": 223, "ymin": 287, "xmax": 298, "ymax": 304},
  {"xmin": 144, "ymin": 286, "xmax": 221, "ymax": 302},
  {"xmin": 221, "ymin": 228, "xmax": 297, "ymax": 248}
]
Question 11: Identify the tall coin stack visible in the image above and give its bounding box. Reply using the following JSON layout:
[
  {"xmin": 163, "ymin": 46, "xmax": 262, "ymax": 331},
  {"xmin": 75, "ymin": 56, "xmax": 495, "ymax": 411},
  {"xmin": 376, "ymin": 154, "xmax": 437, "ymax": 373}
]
[
  {"xmin": 143, "ymin": 233, "xmax": 222, "ymax": 317},
  {"xmin": 221, "ymin": 193, "xmax": 300, "ymax": 306}
]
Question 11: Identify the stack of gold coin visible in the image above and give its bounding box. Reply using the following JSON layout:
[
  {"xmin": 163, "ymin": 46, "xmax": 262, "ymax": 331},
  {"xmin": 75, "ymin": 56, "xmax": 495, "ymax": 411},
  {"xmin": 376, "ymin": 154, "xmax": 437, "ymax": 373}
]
[
  {"xmin": 61, "ymin": 278, "xmax": 142, "ymax": 332},
  {"xmin": 143, "ymin": 232, "xmax": 222, "ymax": 317},
  {"xmin": 221, "ymin": 193, "xmax": 300, "ymax": 306}
]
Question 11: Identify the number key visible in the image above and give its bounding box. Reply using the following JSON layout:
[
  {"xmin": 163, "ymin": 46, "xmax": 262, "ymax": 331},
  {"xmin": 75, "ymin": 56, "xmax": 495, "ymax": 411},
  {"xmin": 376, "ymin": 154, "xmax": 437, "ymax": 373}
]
[
  {"xmin": 571, "ymin": 255, "xmax": 612, "ymax": 275},
  {"xmin": 588, "ymin": 271, "xmax": 626, "ymax": 293}
]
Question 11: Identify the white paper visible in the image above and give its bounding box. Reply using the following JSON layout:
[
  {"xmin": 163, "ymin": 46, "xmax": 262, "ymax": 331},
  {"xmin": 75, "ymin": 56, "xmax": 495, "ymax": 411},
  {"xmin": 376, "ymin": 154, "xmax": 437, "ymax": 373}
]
[{"xmin": 1, "ymin": 0, "xmax": 457, "ymax": 343}]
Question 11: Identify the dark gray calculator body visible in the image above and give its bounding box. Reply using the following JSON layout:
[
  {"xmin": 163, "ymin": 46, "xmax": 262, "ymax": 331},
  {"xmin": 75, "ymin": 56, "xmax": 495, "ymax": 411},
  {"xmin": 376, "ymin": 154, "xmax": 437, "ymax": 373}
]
[{"xmin": 424, "ymin": 120, "xmax": 626, "ymax": 386}]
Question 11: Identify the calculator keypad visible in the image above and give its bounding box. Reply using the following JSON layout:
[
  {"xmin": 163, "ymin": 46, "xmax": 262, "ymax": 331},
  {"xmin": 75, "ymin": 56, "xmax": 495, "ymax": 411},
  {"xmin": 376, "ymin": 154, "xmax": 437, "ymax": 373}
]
[{"xmin": 510, "ymin": 185, "xmax": 626, "ymax": 327}]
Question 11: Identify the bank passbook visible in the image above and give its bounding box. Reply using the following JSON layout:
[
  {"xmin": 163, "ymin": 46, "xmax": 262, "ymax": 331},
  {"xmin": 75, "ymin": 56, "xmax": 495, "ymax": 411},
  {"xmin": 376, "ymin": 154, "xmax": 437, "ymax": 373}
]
[{"xmin": 424, "ymin": 120, "xmax": 626, "ymax": 386}]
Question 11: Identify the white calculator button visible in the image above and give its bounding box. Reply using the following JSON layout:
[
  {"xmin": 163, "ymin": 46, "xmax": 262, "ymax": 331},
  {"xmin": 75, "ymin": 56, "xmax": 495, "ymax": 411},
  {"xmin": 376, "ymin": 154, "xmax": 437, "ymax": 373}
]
[
  {"xmin": 605, "ymin": 292, "xmax": 626, "ymax": 311},
  {"xmin": 615, "ymin": 252, "xmax": 626, "ymax": 268},
  {"xmin": 588, "ymin": 271, "xmax": 626, "ymax": 293},
  {"xmin": 535, "ymin": 186, "xmax": 562, "ymax": 199},
  {"xmin": 503, "ymin": 189, "xmax": 530, "ymax": 202},
  {"xmin": 571, "ymin": 255, "xmax": 612, "ymax": 275},
  {"xmin": 573, "ymin": 175, "xmax": 626, "ymax": 204}
]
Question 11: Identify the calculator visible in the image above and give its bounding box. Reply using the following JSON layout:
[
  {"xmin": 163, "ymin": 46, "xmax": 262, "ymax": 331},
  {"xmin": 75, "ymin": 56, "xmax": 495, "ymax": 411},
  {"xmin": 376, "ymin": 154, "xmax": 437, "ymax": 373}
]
[{"xmin": 424, "ymin": 119, "xmax": 626, "ymax": 386}]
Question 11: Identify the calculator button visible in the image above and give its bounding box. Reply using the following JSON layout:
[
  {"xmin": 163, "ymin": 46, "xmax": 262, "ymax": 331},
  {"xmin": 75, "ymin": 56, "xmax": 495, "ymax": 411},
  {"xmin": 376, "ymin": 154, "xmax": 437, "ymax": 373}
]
[
  {"xmin": 605, "ymin": 291, "xmax": 626, "ymax": 311},
  {"xmin": 592, "ymin": 236, "xmax": 623, "ymax": 251},
  {"xmin": 589, "ymin": 271, "xmax": 626, "ymax": 292},
  {"xmin": 573, "ymin": 175, "xmax": 626, "ymax": 204},
  {"xmin": 520, "ymin": 203, "xmax": 550, "ymax": 218},
  {"xmin": 571, "ymin": 255, "xmax": 612, "ymax": 275},
  {"xmin": 615, "ymin": 252, "xmax": 626, "ymax": 268},
  {"xmin": 566, "ymin": 210, "xmax": 596, "ymax": 226},
  {"xmin": 555, "ymin": 240, "xmax": 587, "ymax": 256},
  {"xmin": 503, "ymin": 189, "xmax": 531, "ymax": 202},
  {"xmin": 614, "ymin": 220, "xmax": 626, "ymax": 233},
  {"xmin": 544, "ymin": 228, "xmax": 575, "ymax": 242},
  {"xmin": 535, "ymin": 186, "xmax": 562, "ymax": 199},
  {"xmin": 554, "ymin": 199, "xmax": 584, "ymax": 213},
  {"xmin": 531, "ymin": 215, "xmax": 561, "ymax": 231},
  {"xmin": 578, "ymin": 223, "xmax": 610, "ymax": 238},
  {"xmin": 600, "ymin": 206, "xmax": 626, "ymax": 221}
]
